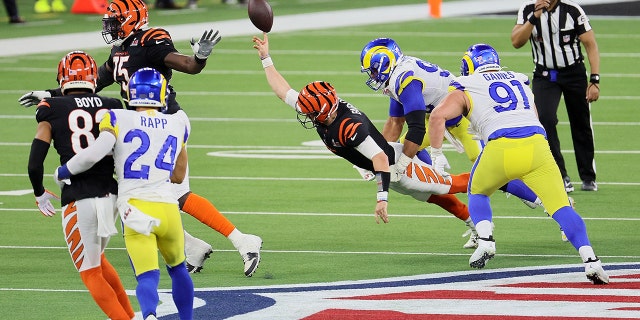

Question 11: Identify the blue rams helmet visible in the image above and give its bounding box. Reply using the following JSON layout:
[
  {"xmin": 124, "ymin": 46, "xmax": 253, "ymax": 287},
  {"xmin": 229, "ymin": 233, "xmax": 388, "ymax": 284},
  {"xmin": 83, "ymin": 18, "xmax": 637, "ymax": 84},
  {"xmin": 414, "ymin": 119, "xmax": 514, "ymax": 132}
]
[
  {"xmin": 460, "ymin": 43, "xmax": 501, "ymax": 76},
  {"xmin": 127, "ymin": 67, "xmax": 168, "ymax": 112},
  {"xmin": 360, "ymin": 38, "xmax": 403, "ymax": 91}
]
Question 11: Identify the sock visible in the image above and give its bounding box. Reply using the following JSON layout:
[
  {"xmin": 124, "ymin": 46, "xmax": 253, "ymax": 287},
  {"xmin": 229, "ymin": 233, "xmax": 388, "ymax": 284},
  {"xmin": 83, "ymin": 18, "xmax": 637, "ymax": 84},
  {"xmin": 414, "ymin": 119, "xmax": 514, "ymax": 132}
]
[
  {"xmin": 502, "ymin": 179, "xmax": 538, "ymax": 203},
  {"xmin": 552, "ymin": 206, "xmax": 590, "ymax": 249},
  {"xmin": 101, "ymin": 255, "xmax": 135, "ymax": 319},
  {"xmin": 578, "ymin": 246, "xmax": 598, "ymax": 262},
  {"xmin": 468, "ymin": 193, "xmax": 492, "ymax": 225},
  {"xmin": 227, "ymin": 228, "xmax": 245, "ymax": 250},
  {"xmin": 449, "ymin": 172, "xmax": 470, "ymax": 194},
  {"xmin": 427, "ymin": 194, "xmax": 469, "ymax": 221},
  {"xmin": 167, "ymin": 263, "xmax": 194, "ymax": 320},
  {"xmin": 475, "ymin": 220, "xmax": 494, "ymax": 239},
  {"xmin": 182, "ymin": 192, "xmax": 235, "ymax": 237},
  {"xmin": 79, "ymin": 266, "xmax": 130, "ymax": 320},
  {"xmin": 136, "ymin": 270, "xmax": 160, "ymax": 319}
]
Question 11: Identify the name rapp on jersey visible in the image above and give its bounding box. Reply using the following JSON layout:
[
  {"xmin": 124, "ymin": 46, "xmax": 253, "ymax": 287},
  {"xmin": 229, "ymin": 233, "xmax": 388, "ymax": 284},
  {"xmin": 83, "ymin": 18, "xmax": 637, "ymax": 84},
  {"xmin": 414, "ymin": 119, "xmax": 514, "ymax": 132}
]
[{"xmin": 153, "ymin": 263, "xmax": 640, "ymax": 319}]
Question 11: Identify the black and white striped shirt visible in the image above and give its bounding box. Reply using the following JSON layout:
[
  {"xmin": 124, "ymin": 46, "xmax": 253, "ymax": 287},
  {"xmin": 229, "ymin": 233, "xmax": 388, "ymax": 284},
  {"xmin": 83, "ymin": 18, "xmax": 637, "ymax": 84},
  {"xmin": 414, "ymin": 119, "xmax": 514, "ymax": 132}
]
[{"xmin": 516, "ymin": 0, "xmax": 592, "ymax": 69}]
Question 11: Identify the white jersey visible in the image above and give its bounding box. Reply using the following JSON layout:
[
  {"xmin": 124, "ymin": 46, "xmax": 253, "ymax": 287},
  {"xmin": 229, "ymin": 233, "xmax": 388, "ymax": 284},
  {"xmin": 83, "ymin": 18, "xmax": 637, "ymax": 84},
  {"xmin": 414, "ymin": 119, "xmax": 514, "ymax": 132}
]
[
  {"xmin": 99, "ymin": 109, "xmax": 190, "ymax": 204},
  {"xmin": 451, "ymin": 71, "xmax": 544, "ymax": 142},
  {"xmin": 382, "ymin": 55, "xmax": 455, "ymax": 114}
]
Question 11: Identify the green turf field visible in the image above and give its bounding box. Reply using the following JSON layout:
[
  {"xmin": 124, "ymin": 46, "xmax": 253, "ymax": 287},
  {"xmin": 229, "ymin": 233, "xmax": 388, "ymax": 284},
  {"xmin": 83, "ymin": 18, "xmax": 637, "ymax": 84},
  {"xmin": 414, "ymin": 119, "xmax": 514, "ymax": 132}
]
[{"xmin": 1, "ymin": 1, "xmax": 639, "ymax": 319}]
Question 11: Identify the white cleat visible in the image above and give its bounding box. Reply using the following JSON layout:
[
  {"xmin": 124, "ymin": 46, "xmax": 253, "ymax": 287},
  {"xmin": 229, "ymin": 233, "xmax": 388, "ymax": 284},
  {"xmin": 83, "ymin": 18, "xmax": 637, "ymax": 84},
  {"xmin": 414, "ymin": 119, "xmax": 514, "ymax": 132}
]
[
  {"xmin": 585, "ymin": 258, "xmax": 610, "ymax": 285},
  {"xmin": 469, "ymin": 236, "xmax": 496, "ymax": 269},
  {"xmin": 238, "ymin": 234, "xmax": 262, "ymax": 277},
  {"xmin": 184, "ymin": 232, "xmax": 213, "ymax": 273},
  {"xmin": 461, "ymin": 228, "xmax": 478, "ymax": 249}
]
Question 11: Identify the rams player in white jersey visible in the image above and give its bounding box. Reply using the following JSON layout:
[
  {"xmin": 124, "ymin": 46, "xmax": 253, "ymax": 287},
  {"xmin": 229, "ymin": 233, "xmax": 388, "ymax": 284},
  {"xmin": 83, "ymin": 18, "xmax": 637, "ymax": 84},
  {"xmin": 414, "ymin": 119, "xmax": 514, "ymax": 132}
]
[
  {"xmin": 55, "ymin": 68, "xmax": 194, "ymax": 319},
  {"xmin": 427, "ymin": 44, "xmax": 609, "ymax": 285},
  {"xmin": 360, "ymin": 38, "xmax": 545, "ymax": 220}
]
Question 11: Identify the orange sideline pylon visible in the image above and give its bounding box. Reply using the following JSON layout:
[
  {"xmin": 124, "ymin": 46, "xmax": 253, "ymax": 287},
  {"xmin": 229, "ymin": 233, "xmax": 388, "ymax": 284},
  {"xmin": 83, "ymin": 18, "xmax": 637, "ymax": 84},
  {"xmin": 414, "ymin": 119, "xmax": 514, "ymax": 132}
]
[
  {"xmin": 428, "ymin": 0, "xmax": 441, "ymax": 18},
  {"xmin": 71, "ymin": 0, "xmax": 108, "ymax": 14}
]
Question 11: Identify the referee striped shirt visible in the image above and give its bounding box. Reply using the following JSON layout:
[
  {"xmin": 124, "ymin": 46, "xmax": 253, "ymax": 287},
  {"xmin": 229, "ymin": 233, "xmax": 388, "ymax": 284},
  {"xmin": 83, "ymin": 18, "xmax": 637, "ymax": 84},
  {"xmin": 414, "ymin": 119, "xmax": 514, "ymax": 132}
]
[{"xmin": 516, "ymin": 0, "xmax": 592, "ymax": 69}]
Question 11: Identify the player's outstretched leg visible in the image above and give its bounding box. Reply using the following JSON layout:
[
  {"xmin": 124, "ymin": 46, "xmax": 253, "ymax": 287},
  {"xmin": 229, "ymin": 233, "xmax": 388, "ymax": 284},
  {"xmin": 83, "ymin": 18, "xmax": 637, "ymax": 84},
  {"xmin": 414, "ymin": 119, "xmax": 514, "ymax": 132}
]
[{"xmin": 180, "ymin": 191, "xmax": 263, "ymax": 276}]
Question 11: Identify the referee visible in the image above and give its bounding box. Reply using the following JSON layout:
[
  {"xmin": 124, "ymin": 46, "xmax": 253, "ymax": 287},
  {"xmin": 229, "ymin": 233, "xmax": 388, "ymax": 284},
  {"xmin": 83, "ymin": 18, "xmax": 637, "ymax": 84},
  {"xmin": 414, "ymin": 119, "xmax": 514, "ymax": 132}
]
[{"xmin": 511, "ymin": 0, "xmax": 600, "ymax": 192}]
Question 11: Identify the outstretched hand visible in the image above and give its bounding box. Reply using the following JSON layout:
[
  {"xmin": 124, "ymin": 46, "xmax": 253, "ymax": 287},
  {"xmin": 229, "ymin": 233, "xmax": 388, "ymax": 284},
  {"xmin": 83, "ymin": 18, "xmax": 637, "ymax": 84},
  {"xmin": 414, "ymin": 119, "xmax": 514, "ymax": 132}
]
[
  {"xmin": 190, "ymin": 29, "xmax": 222, "ymax": 60},
  {"xmin": 18, "ymin": 91, "xmax": 51, "ymax": 108},
  {"xmin": 252, "ymin": 32, "xmax": 270, "ymax": 58}
]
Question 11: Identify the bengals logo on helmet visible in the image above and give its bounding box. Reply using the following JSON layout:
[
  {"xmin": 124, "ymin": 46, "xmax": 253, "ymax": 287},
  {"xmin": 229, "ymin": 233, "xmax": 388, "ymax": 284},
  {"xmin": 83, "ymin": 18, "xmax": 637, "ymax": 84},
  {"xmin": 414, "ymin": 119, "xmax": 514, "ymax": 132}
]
[
  {"xmin": 102, "ymin": 0, "xmax": 149, "ymax": 45},
  {"xmin": 57, "ymin": 51, "xmax": 98, "ymax": 94},
  {"xmin": 296, "ymin": 81, "xmax": 338, "ymax": 129}
]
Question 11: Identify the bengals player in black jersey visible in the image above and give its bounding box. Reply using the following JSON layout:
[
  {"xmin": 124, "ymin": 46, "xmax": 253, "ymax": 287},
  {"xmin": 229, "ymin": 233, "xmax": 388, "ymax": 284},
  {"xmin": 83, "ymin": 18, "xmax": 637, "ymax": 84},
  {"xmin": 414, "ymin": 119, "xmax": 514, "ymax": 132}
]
[
  {"xmin": 19, "ymin": 0, "xmax": 263, "ymax": 277},
  {"xmin": 253, "ymin": 33, "xmax": 479, "ymax": 248},
  {"xmin": 27, "ymin": 51, "xmax": 135, "ymax": 320}
]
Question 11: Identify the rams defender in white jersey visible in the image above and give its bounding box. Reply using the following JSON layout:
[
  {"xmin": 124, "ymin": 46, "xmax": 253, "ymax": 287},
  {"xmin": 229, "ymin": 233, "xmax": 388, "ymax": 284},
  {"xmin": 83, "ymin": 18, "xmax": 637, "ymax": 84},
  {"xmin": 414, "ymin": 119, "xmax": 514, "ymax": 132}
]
[
  {"xmin": 427, "ymin": 44, "xmax": 609, "ymax": 285},
  {"xmin": 360, "ymin": 38, "xmax": 545, "ymax": 226},
  {"xmin": 56, "ymin": 68, "xmax": 195, "ymax": 319}
]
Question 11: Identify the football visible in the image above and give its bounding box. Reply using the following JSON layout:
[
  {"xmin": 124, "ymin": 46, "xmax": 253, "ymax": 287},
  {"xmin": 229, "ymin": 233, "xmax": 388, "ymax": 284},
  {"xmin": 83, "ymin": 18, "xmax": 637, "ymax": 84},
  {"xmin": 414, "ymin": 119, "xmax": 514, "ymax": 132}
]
[{"xmin": 248, "ymin": 0, "xmax": 273, "ymax": 33}]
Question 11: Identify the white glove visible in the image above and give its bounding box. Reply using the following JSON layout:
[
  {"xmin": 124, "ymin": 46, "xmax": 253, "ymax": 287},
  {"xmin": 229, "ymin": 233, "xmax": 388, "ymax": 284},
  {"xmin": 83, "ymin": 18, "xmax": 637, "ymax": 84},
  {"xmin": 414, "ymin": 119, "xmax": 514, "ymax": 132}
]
[
  {"xmin": 390, "ymin": 153, "xmax": 412, "ymax": 182},
  {"xmin": 430, "ymin": 147, "xmax": 451, "ymax": 177},
  {"xmin": 35, "ymin": 190, "xmax": 59, "ymax": 217},
  {"xmin": 53, "ymin": 166, "xmax": 71, "ymax": 190},
  {"xmin": 190, "ymin": 29, "xmax": 221, "ymax": 60},
  {"xmin": 18, "ymin": 91, "xmax": 51, "ymax": 108}
]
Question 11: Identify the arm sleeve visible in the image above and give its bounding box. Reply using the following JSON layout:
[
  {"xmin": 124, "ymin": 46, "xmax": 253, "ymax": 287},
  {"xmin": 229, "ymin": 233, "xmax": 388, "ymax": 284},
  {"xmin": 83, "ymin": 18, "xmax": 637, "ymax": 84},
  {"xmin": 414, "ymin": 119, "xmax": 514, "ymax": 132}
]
[
  {"xmin": 27, "ymin": 138, "xmax": 50, "ymax": 196},
  {"xmin": 65, "ymin": 131, "xmax": 116, "ymax": 175},
  {"xmin": 355, "ymin": 136, "xmax": 385, "ymax": 160},
  {"xmin": 404, "ymin": 109, "xmax": 427, "ymax": 145},
  {"xmin": 284, "ymin": 89, "xmax": 300, "ymax": 111}
]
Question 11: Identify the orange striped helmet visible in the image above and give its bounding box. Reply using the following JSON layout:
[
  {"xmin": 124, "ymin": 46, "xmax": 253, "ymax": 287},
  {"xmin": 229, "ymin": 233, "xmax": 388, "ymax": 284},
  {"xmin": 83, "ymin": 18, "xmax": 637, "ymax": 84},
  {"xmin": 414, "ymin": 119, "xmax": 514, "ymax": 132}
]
[
  {"xmin": 57, "ymin": 51, "xmax": 98, "ymax": 94},
  {"xmin": 102, "ymin": 0, "xmax": 148, "ymax": 45},
  {"xmin": 296, "ymin": 81, "xmax": 338, "ymax": 129}
]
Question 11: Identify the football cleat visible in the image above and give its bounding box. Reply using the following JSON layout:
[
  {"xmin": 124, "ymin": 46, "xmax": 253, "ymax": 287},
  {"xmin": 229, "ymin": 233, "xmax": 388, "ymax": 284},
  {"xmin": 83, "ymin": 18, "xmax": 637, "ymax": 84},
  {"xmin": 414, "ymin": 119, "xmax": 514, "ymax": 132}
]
[
  {"xmin": 469, "ymin": 235, "xmax": 496, "ymax": 269},
  {"xmin": 237, "ymin": 234, "xmax": 262, "ymax": 277},
  {"xmin": 184, "ymin": 232, "xmax": 213, "ymax": 273},
  {"xmin": 581, "ymin": 180, "xmax": 598, "ymax": 191},
  {"xmin": 584, "ymin": 258, "xmax": 610, "ymax": 285},
  {"xmin": 461, "ymin": 228, "xmax": 478, "ymax": 249},
  {"xmin": 564, "ymin": 176, "xmax": 574, "ymax": 193}
]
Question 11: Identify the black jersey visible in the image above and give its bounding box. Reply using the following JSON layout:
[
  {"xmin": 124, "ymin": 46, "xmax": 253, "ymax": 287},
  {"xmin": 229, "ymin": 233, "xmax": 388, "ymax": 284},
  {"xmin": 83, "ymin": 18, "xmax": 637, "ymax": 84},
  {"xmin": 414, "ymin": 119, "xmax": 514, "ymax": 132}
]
[
  {"xmin": 36, "ymin": 94, "xmax": 123, "ymax": 205},
  {"xmin": 102, "ymin": 27, "xmax": 181, "ymax": 113},
  {"xmin": 316, "ymin": 99, "xmax": 396, "ymax": 171}
]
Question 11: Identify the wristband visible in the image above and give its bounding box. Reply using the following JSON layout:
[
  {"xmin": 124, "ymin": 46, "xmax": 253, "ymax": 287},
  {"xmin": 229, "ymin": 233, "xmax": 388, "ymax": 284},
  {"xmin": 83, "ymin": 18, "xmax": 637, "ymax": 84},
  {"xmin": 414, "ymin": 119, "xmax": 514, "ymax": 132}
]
[
  {"xmin": 528, "ymin": 14, "xmax": 539, "ymax": 25},
  {"xmin": 589, "ymin": 74, "xmax": 600, "ymax": 84},
  {"xmin": 194, "ymin": 55, "xmax": 207, "ymax": 65},
  {"xmin": 430, "ymin": 147, "xmax": 443, "ymax": 157},
  {"xmin": 376, "ymin": 191, "xmax": 388, "ymax": 202},
  {"xmin": 261, "ymin": 56, "xmax": 273, "ymax": 68}
]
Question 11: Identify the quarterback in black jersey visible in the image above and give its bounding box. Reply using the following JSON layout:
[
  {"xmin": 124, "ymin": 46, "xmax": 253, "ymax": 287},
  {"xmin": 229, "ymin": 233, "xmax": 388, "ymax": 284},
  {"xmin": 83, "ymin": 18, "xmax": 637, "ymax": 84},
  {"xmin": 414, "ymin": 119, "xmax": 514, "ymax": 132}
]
[
  {"xmin": 253, "ymin": 34, "xmax": 477, "ymax": 247},
  {"xmin": 26, "ymin": 51, "xmax": 134, "ymax": 320}
]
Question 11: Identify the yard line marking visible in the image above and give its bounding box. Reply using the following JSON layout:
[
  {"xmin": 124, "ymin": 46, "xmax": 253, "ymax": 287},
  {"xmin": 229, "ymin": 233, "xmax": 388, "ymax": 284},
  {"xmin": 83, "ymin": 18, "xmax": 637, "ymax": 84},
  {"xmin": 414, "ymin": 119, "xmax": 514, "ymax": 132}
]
[{"xmin": 2, "ymin": 208, "xmax": 640, "ymax": 221}]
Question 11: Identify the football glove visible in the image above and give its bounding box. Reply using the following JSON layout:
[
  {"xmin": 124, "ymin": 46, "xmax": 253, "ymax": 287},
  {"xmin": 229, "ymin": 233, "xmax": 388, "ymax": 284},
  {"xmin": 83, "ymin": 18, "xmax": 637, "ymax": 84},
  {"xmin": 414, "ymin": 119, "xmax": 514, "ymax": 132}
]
[
  {"xmin": 18, "ymin": 91, "xmax": 51, "ymax": 108},
  {"xmin": 53, "ymin": 166, "xmax": 71, "ymax": 190},
  {"xmin": 390, "ymin": 153, "xmax": 412, "ymax": 182},
  {"xmin": 35, "ymin": 189, "xmax": 59, "ymax": 217},
  {"xmin": 190, "ymin": 29, "xmax": 222, "ymax": 60},
  {"xmin": 430, "ymin": 147, "xmax": 451, "ymax": 177}
]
